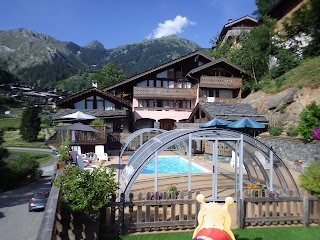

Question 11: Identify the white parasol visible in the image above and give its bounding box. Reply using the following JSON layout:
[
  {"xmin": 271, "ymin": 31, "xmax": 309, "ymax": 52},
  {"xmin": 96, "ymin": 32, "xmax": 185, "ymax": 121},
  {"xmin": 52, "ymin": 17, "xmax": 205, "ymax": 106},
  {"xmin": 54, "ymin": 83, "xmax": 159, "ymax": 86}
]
[{"xmin": 60, "ymin": 111, "xmax": 97, "ymax": 120}]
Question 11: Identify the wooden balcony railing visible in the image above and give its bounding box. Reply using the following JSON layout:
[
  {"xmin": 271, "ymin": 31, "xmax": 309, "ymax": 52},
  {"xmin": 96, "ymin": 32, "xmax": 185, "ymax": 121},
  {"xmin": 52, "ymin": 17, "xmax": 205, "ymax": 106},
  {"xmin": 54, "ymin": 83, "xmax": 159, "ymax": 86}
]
[
  {"xmin": 200, "ymin": 76, "xmax": 242, "ymax": 89},
  {"xmin": 133, "ymin": 87, "xmax": 197, "ymax": 98},
  {"xmin": 198, "ymin": 97, "xmax": 238, "ymax": 103}
]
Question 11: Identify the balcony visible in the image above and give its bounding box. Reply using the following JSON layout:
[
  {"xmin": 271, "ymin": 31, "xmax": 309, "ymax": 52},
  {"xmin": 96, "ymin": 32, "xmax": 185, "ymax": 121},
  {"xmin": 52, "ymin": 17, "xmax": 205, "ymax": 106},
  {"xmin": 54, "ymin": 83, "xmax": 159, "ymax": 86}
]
[
  {"xmin": 200, "ymin": 76, "xmax": 242, "ymax": 89},
  {"xmin": 133, "ymin": 87, "xmax": 197, "ymax": 98},
  {"xmin": 198, "ymin": 97, "xmax": 238, "ymax": 103}
]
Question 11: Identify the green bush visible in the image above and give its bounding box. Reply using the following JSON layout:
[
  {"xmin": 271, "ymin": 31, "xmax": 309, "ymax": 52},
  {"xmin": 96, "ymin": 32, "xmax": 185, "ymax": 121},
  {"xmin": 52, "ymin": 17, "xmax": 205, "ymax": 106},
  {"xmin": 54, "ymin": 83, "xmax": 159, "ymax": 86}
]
[
  {"xmin": 90, "ymin": 118, "xmax": 105, "ymax": 126},
  {"xmin": 298, "ymin": 101, "xmax": 320, "ymax": 142},
  {"xmin": 0, "ymin": 157, "xmax": 42, "ymax": 192},
  {"xmin": 0, "ymin": 148, "xmax": 9, "ymax": 161},
  {"xmin": 270, "ymin": 125, "xmax": 283, "ymax": 136},
  {"xmin": 288, "ymin": 127, "xmax": 300, "ymax": 137},
  {"xmin": 300, "ymin": 160, "xmax": 320, "ymax": 198}
]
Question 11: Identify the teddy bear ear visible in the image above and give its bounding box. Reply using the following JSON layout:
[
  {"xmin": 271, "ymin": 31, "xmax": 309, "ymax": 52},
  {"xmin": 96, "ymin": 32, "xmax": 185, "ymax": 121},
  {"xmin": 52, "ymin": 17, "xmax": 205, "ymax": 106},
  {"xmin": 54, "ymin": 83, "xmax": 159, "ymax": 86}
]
[
  {"xmin": 225, "ymin": 197, "xmax": 234, "ymax": 206},
  {"xmin": 196, "ymin": 194, "xmax": 205, "ymax": 203}
]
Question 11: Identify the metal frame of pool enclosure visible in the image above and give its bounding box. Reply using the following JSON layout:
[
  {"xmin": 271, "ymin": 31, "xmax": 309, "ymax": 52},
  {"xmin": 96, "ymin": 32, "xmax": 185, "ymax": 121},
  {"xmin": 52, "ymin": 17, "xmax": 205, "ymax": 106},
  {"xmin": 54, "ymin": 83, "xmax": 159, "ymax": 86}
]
[{"xmin": 119, "ymin": 128, "xmax": 299, "ymax": 200}]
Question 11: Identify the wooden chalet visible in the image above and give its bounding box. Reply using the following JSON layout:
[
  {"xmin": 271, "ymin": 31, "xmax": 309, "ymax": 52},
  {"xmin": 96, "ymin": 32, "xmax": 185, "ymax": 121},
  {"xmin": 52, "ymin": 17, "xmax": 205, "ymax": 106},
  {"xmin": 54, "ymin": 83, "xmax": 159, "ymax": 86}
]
[
  {"xmin": 51, "ymin": 87, "xmax": 132, "ymax": 151},
  {"xmin": 216, "ymin": 15, "xmax": 258, "ymax": 47},
  {"xmin": 104, "ymin": 51, "xmax": 250, "ymax": 131}
]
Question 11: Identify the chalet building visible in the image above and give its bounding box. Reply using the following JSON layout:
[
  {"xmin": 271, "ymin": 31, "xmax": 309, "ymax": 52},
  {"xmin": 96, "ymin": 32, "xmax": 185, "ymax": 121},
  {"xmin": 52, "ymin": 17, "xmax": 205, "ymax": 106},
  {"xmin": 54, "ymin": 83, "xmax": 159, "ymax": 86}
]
[
  {"xmin": 215, "ymin": 15, "xmax": 258, "ymax": 47},
  {"xmin": 52, "ymin": 87, "xmax": 132, "ymax": 151},
  {"xmin": 53, "ymin": 87, "xmax": 132, "ymax": 133},
  {"xmin": 267, "ymin": 0, "xmax": 307, "ymax": 33},
  {"xmin": 104, "ymin": 51, "xmax": 249, "ymax": 131}
]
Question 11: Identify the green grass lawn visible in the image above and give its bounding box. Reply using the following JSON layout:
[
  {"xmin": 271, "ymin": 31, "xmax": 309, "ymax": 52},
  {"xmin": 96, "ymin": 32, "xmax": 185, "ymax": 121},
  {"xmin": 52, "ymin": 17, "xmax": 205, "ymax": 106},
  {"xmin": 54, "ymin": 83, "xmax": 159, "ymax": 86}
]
[
  {"xmin": 103, "ymin": 226, "xmax": 320, "ymax": 240},
  {"xmin": 0, "ymin": 117, "xmax": 21, "ymax": 130},
  {"xmin": 8, "ymin": 150, "xmax": 53, "ymax": 165},
  {"xmin": 3, "ymin": 130, "xmax": 49, "ymax": 148}
]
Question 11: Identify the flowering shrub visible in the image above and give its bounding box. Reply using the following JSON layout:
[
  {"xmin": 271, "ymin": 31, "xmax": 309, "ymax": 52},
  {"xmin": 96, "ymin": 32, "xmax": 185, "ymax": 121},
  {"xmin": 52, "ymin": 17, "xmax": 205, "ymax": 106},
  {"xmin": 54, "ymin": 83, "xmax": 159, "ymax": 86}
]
[
  {"xmin": 150, "ymin": 192, "xmax": 163, "ymax": 200},
  {"xmin": 248, "ymin": 182, "xmax": 280, "ymax": 199},
  {"xmin": 247, "ymin": 182, "xmax": 267, "ymax": 197}
]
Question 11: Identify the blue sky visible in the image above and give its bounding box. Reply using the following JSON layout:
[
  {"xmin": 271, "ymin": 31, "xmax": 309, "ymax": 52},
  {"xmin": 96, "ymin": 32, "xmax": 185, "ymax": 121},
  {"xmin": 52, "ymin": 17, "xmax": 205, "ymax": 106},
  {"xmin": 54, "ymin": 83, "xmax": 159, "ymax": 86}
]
[{"xmin": 1, "ymin": 0, "xmax": 257, "ymax": 49}]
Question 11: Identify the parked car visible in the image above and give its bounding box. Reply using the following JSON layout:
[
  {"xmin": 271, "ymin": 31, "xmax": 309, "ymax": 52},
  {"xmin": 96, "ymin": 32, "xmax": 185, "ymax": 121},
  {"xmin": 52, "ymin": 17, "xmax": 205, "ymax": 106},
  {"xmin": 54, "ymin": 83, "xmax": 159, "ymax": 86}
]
[{"xmin": 28, "ymin": 192, "xmax": 48, "ymax": 212}]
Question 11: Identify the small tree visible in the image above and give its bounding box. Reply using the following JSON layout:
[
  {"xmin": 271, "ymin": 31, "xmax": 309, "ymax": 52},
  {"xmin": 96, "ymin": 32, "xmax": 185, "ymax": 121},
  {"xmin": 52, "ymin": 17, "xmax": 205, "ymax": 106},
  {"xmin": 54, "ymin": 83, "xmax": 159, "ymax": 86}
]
[
  {"xmin": 90, "ymin": 118, "xmax": 105, "ymax": 126},
  {"xmin": 20, "ymin": 101, "xmax": 42, "ymax": 142},
  {"xmin": 298, "ymin": 101, "xmax": 320, "ymax": 142},
  {"xmin": 300, "ymin": 160, "xmax": 320, "ymax": 198},
  {"xmin": 92, "ymin": 63, "xmax": 125, "ymax": 89},
  {"xmin": 54, "ymin": 166, "xmax": 118, "ymax": 212}
]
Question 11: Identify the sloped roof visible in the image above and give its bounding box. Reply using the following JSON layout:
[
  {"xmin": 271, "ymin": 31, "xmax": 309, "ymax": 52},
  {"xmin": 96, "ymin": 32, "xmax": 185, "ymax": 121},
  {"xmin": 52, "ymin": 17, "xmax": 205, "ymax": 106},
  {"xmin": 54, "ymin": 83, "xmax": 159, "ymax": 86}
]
[
  {"xmin": 56, "ymin": 87, "xmax": 131, "ymax": 108},
  {"xmin": 188, "ymin": 102, "xmax": 268, "ymax": 123},
  {"xmin": 219, "ymin": 15, "xmax": 258, "ymax": 40},
  {"xmin": 187, "ymin": 58, "xmax": 249, "ymax": 76},
  {"xmin": 104, "ymin": 51, "xmax": 214, "ymax": 91},
  {"xmin": 174, "ymin": 122, "xmax": 200, "ymax": 129}
]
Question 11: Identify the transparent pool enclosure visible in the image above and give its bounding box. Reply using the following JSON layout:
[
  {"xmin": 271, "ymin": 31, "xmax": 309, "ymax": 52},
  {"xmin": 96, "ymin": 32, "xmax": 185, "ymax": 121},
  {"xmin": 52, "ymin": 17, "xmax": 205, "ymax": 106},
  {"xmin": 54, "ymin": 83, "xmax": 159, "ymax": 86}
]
[{"xmin": 119, "ymin": 128, "xmax": 299, "ymax": 200}]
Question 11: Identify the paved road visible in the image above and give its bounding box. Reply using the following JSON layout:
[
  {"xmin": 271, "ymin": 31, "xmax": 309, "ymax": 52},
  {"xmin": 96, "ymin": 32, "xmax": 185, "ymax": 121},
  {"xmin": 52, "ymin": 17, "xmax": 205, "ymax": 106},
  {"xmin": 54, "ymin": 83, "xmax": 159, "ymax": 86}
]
[{"xmin": 0, "ymin": 151, "xmax": 55, "ymax": 240}]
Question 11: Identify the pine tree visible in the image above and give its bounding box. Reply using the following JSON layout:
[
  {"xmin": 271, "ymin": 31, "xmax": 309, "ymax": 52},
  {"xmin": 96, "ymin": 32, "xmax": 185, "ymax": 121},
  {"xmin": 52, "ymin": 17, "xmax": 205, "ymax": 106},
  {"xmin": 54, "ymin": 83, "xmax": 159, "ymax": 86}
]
[{"xmin": 20, "ymin": 101, "xmax": 42, "ymax": 142}]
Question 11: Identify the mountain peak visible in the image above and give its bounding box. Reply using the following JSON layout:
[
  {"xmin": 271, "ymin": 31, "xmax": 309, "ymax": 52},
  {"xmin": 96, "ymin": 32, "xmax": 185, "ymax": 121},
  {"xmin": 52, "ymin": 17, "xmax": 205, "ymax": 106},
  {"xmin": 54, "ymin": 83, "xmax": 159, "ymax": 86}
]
[{"xmin": 84, "ymin": 40, "xmax": 104, "ymax": 49}]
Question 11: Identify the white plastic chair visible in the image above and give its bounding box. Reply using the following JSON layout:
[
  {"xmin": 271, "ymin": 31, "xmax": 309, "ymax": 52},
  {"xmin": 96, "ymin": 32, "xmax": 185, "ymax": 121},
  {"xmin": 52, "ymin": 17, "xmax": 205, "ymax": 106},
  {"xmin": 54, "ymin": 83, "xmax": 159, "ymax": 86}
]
[
  {"xmin": 230, "ymin": 151, "xmax": 245, "ymax": 169},
  {"xmin": 95, "ymin": 145, "xmax": 108, "ymax": 161},
  {"xmin": 255, "ymin": 151, "xmax": 270, "ymax": 169}
]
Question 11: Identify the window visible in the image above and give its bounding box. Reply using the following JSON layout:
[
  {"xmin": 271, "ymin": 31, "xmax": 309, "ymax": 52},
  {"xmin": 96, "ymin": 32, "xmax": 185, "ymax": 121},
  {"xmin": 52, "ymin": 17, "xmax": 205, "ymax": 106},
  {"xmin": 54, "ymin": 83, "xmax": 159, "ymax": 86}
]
[
  {"xmin": 74, "ymin": 100, "xmax": 85, "ymax": 109},
  {"xmin": 156, "ymin": 71, "xmax": 168, "ymax": 79},
  {"xmin": 219, "ymin": 89, "xmax": 233, "ymax": 98},
  {"xmin": 156, "ymin": 80, "xmax": 161, "ymax": 87},
  {"xmin": 105, "ymin": 101, "xmax": 115, "ymax": 110},
  {"xmin": 163, "ymin": 80, "xmax": 168, "ymax": 88},
  {"xmin": 169, "ymin": 81, "xmax": 174, "ymax": 88},
  {"xmin": 148, "ymin": 80, "xmax": 154, "ymax": 87},
  {"xmin": 137, "ymin": 80, "xmax": 147, "ymax": 87},
  {"xmin": 97, "ymin": 96, "xmax": 104, "ymax": 110}
]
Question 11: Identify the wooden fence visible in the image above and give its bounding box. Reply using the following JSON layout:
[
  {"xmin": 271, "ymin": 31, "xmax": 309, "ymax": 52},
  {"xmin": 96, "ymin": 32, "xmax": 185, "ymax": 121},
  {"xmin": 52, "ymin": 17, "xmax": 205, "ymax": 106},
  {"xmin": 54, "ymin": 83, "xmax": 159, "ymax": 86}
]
[
  {"xmin": 100, "ymin": 189, "xmax": 320, "ymax": 236},
  {"xmin": 102, "ymin": 191, "xmax": 200, "ymax": 235},
  {"xmin": 237, "ymin": 189, "xmax": 320, "ymax": 228}
]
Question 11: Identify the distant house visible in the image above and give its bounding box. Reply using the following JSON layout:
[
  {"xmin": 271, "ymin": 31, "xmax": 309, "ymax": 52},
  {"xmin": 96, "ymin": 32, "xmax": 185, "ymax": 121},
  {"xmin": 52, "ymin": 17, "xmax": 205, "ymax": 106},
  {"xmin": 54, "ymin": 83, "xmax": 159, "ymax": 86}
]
[
  {"xmin": 104, "ymin": 51, "xmax": 249, "ymax": 131},
  {"xmin": 215, "ymin": 15, "xmax": 258, "ymax": 47},
  {"xmin": 52, "ymin": 87, "xmax": 132, "ymax": 151}
]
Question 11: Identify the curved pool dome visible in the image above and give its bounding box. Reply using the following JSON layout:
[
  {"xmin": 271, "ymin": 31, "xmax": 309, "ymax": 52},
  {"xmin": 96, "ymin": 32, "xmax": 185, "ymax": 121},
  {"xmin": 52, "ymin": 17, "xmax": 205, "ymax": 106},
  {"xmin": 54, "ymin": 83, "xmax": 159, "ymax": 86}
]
[{"xmin": 119, "ymin": 128, "xmax": 299, "ymax": 200}]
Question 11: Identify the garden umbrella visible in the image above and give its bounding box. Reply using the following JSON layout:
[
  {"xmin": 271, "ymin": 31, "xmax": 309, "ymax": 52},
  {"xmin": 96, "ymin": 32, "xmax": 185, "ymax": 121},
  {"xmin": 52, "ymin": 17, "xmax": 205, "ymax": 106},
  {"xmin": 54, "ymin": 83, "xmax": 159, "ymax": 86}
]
[
  {"xmin": 311, "ymin": 126, "xmax": 320, "ymax": 140},
  {"xmin": 228, "ymin": 117, "xmax": 265, "ymax": 136},
  {"xmin": 59, "ymin": 111, "xmax": 97, "ymax": 120},
  {"xmin": 199, "ymin": 118, "xmax": 231, "ymax": 128},
  {"xmin": 227, "ymin": 117, "xmax": 265, "ymax": 129},
  {"xmin": 57, "ymin": 122, "xmax": 101, "ymax": 133}
]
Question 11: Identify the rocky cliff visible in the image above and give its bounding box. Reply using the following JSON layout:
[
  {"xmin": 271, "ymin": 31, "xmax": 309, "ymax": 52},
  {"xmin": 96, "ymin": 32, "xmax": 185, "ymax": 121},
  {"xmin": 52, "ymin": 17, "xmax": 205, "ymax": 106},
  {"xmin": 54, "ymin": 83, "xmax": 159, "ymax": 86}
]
[{"xmin": 241, "ymin": 87, "xmax": 320, "ymax": 130}]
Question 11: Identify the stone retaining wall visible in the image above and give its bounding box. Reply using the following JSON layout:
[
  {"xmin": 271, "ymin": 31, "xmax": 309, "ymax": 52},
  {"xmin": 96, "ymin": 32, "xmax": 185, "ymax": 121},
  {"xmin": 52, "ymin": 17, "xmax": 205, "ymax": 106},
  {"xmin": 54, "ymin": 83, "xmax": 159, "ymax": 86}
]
[{"xmin": 258, "ymin": 137, "xmax": 320, "ymax": 172}]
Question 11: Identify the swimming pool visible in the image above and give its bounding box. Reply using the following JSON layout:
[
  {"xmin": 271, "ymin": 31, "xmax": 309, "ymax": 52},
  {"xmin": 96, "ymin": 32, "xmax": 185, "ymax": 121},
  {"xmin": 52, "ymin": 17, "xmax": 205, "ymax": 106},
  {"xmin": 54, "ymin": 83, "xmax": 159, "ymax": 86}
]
[{"xmin": 140, "ymin": 155, "xmax": 209, "ymax": 174}]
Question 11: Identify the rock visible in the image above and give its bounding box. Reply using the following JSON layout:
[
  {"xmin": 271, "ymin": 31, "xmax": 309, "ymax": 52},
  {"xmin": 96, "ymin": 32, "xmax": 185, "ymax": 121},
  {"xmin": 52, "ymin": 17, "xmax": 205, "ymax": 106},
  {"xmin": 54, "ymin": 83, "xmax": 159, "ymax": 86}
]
[{"xmin": 241, "ymin": 87, "xmax": 320, "ymax": 130}]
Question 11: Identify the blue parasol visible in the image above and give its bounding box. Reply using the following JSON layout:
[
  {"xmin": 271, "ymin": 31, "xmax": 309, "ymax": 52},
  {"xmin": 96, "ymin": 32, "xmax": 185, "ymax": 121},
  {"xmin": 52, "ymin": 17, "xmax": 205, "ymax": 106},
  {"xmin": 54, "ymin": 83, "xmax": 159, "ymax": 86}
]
[
  {"xmin": 199, "ymin": 118, "xmax": 231, "ymax": 128},
  {"xmin": 227, "ymin": 117, "xmax": 265, "ymax": 129}
]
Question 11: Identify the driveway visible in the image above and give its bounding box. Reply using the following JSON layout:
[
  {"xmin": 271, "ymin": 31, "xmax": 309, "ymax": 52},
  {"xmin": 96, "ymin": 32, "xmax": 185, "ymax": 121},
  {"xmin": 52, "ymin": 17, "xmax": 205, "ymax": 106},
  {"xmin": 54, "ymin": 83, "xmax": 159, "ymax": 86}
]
[{"xmin": 0, "ymin": 155, "xmax": 54, "ymax": 240}]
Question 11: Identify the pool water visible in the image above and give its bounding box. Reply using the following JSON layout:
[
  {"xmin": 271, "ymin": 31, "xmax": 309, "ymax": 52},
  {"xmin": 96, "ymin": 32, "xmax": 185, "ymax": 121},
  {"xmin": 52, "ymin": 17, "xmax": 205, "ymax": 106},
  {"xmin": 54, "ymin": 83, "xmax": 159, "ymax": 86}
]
[{"xmin": 141, "ymin": 155, "xmax": 208, "ymax": 174}]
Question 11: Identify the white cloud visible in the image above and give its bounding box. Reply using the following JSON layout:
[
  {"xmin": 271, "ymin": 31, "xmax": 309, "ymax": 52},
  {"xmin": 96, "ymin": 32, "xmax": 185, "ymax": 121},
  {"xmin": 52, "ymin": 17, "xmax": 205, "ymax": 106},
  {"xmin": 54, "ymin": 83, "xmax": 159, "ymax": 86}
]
[{"xmin": 147, "ymin": 15, "xmax": 196, "ymax": 39}]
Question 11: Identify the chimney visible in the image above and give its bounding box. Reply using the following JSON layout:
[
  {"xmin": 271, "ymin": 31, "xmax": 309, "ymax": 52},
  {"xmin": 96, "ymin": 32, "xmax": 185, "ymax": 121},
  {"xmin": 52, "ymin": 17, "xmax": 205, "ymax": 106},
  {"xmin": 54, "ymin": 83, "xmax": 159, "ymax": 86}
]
[
  {"xmin": 92, "ymin": 80, "xmax": 98, "ymax": 88},
  {"xmin": 228, "ymin": 19, "xmax": 233, "ymax": 23}
]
